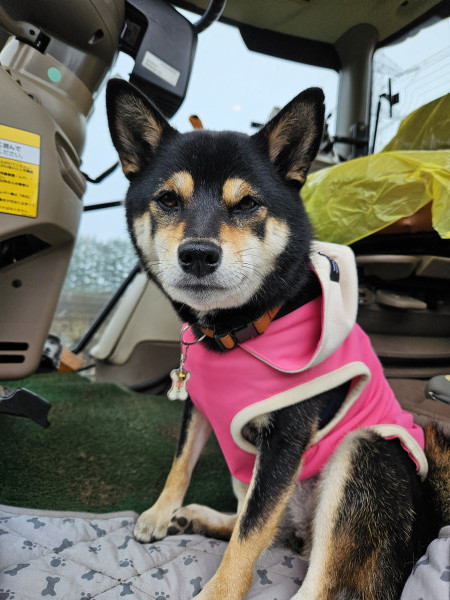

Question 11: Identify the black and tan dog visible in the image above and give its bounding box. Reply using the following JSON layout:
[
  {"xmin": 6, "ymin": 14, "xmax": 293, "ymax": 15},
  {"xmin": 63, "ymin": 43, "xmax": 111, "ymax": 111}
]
[{"xmin": 106, "ymin": 78, "xmax": 449, "ymax": 600}]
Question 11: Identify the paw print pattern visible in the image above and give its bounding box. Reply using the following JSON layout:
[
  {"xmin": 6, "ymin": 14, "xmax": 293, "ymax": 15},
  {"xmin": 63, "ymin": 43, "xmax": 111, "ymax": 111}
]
[
  {"xmin": 147, "ymin": 544, "xmax": 162, "ymax": 554},
  {"xmin": 121, "ymin": 520, "xmax": 133, "ymax": 528},
  {"xmin": 119, "ymin": 558, "xmax": 134, "ymax": 568},
  {"xmin": 153, "ymin": 593, "xmax": 170, "ymax": 600},
  {"xmin": 0, "ymin": 590, "xmax": 16, "ymax": 600},
  {"xmin": 441, "ymin": 565, "xmax": 450, "ymax": 582},
  {"xmin": 22, "ymin": 540, "xmax": 37, "ymax": 551},
  {"xmin": 80, "ymin": 594, "xmax": 93, "ymax": 600},
  {"xmin": 183, "ymin": 554, "xmax": 198, "ymax": 566},
  {"xmin": 88, "ymin": 544, "xmax": 102, "ymax": 554},
  {"xmin": 50, "ymin": 556, "xmax": 66, "ymax": 568}
]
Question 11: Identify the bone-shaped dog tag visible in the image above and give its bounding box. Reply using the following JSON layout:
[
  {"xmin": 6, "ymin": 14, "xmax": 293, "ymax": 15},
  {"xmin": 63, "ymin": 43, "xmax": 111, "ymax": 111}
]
[{"xmin": 167, "ymin": 368, "xmax": 190, "ymax": 401}]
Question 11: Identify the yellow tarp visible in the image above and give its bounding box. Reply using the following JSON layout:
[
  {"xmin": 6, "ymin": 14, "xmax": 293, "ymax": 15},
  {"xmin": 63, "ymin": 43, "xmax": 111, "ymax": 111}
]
[{"xmin": 303, "ymin": 94, "xmax": 450, "ymax": 245}]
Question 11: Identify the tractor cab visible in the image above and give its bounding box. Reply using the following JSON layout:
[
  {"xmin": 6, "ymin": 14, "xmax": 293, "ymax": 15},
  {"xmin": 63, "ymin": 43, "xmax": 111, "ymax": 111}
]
[
  {"xmin": 0, "ymin": 3, "xmax": 449, "ymax": 597},
  {"xmin": 0, "ymin": 0, "xmax": 449, "ymax": 422}
]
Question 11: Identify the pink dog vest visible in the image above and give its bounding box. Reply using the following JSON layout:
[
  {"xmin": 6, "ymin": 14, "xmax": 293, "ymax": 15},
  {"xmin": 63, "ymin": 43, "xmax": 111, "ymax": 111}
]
[{"xmin": 183, "ymin": 242, "xmax": 427, "ymax": 484}]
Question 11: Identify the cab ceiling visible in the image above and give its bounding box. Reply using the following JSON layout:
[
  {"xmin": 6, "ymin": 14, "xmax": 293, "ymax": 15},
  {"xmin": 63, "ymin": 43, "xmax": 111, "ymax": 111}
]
[{"xmin": 177, "ymin": 0, "xmax": 444, "ymax": 44}]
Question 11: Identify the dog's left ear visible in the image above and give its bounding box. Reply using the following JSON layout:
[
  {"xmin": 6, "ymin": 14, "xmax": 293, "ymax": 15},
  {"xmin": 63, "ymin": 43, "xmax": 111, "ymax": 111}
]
[
  {"xmin": 106, "ymin": 78, "xmax": 176, "ymax": 179},
  {"xmin": 253, "ymin": 88, "xmax": 325, "ymax": 187}
]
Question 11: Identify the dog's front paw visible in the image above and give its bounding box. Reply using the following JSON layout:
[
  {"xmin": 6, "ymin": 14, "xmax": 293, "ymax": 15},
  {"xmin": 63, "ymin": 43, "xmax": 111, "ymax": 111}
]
[
  {"xmin": 166, "ymin": 504, "xmax": 202, "ymax": 536},
  {"xmin": 166, "ymin": 504, "xmax": 235, "ymax": 541},
  {"xmin": 134, "ymin": 503, "xmax": 176, "ymax": 543}
]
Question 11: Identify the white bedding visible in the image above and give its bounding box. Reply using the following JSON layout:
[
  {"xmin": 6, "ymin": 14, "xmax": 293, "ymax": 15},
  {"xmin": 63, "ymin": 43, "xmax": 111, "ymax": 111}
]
[
  {"xmin": 0, "ymin": 504, "xmax": 448, "ymax": 599},
  {"xmin": 0, "ymin": 504, "xmax": 308, "ymax": 599}
]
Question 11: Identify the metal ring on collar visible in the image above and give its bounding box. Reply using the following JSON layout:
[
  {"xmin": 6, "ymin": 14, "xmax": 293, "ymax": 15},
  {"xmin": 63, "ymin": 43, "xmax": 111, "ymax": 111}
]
[{"xmin": 181, "ymin": 324, "xmax": 206, "ymax": 346}]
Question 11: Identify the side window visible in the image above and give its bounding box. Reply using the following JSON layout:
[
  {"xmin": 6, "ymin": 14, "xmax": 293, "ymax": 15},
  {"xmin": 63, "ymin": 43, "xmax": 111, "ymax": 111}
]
[{"xmin": 371, "ymin": 17, "xmax": 450, "ymax": 153}]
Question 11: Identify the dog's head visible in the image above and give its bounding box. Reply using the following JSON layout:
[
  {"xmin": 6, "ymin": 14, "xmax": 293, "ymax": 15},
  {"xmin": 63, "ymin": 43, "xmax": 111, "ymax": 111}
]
[{"xmin": 106, "ymin": 80, "xmax": 324, "ymax": 316}]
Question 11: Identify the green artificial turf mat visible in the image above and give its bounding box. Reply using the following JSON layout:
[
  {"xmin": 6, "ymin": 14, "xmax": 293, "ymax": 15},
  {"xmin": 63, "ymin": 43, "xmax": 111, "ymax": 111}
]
[{"xmin": 0, "ymin": 373, "xmax": 235, "ymax": 514}]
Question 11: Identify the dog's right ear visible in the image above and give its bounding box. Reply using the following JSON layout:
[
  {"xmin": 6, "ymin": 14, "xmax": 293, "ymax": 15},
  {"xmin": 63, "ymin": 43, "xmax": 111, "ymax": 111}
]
[{"xmin": 106, "ymin": 79, "xmax": 176, "ymax": 179}]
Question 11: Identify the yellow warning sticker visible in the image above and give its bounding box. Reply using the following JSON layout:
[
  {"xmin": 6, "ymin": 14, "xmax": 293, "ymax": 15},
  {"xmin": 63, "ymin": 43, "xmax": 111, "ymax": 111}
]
[{"xmin": 0, "ymin": 124, "xmax": 40, "ymax": 218}]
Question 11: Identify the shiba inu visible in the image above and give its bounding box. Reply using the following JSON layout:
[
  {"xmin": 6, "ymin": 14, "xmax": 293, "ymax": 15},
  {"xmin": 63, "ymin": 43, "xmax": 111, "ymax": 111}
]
[{"xmin": 106, "ymin": 78, "xmax": 450, "ymax": 600}]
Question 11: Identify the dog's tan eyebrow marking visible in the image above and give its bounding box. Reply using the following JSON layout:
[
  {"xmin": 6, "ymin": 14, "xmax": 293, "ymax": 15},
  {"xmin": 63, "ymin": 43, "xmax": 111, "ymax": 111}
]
[
  {"xmin": 154, "ymin": 171, "xmax": 194, "ymax": 203},
  {"xmin": 222, "ymin": 177, "xmax": 259, "ymax": 207}
]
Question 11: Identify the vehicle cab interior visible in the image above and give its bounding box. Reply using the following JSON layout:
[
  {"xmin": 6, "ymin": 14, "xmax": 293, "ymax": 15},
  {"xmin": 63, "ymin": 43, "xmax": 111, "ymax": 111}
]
[{"xmin": 0, "ymin": 1, "xmax": 449, "ymax": 598}]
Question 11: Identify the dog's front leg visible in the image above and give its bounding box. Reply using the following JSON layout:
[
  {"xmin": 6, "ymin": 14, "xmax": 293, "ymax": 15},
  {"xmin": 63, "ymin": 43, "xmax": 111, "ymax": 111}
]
[
  {"xmin": 134, "ymin": 397, "xmax": 211, "ymax": 542},
  {"xmin": 197, "ymin": 403, "xmax": 318, "ymax": 600}
]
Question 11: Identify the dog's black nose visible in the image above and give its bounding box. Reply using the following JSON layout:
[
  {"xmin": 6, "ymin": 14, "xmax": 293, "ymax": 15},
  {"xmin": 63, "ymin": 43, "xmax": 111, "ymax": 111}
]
[{"xmin": 178, "ymin": 240, "xmax": 222, "ymax": 277}]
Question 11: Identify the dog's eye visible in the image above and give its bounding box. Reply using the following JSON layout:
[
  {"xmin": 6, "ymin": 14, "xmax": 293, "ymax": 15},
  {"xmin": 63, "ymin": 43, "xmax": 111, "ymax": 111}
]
[
  {"xmin": 234, "ymin": 196, "xmax": 259, "ymax": 213},
  {"xmin": 156, "ymin": 192, "xmax": 181, "ymax": 211}
]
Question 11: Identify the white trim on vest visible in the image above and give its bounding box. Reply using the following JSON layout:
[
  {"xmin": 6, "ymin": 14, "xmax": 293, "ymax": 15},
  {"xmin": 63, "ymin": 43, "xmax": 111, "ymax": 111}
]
[
  {"xmin": 230, "ymin": 361, "xmax": 371, "ymax": 455},
  {"xmin": 366, "ymin": 424, "xmax": 428, "ymax": 480},
  {"xmin": 308, "ymin": 241, "xmax": 358, "ymax": 368}
]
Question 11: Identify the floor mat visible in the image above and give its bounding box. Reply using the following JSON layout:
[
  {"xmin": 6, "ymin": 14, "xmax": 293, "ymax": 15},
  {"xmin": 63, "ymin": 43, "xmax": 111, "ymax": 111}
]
[{"xmin": 0, "ymin": 373, "xmax": 234, "ymax": 514}]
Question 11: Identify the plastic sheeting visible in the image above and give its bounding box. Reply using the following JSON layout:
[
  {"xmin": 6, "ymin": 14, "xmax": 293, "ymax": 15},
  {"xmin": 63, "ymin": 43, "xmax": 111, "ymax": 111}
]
[
  {"xmin": 303, "ymin": 94, "xmax": 450, "ymax": 245},
  {"xmin": 383, "ymin": 93, "xmax": 450, "ymax": 152},
  {"xmin": 303, "ymin": 150, "xmax": 450, "ymax": 245}
]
